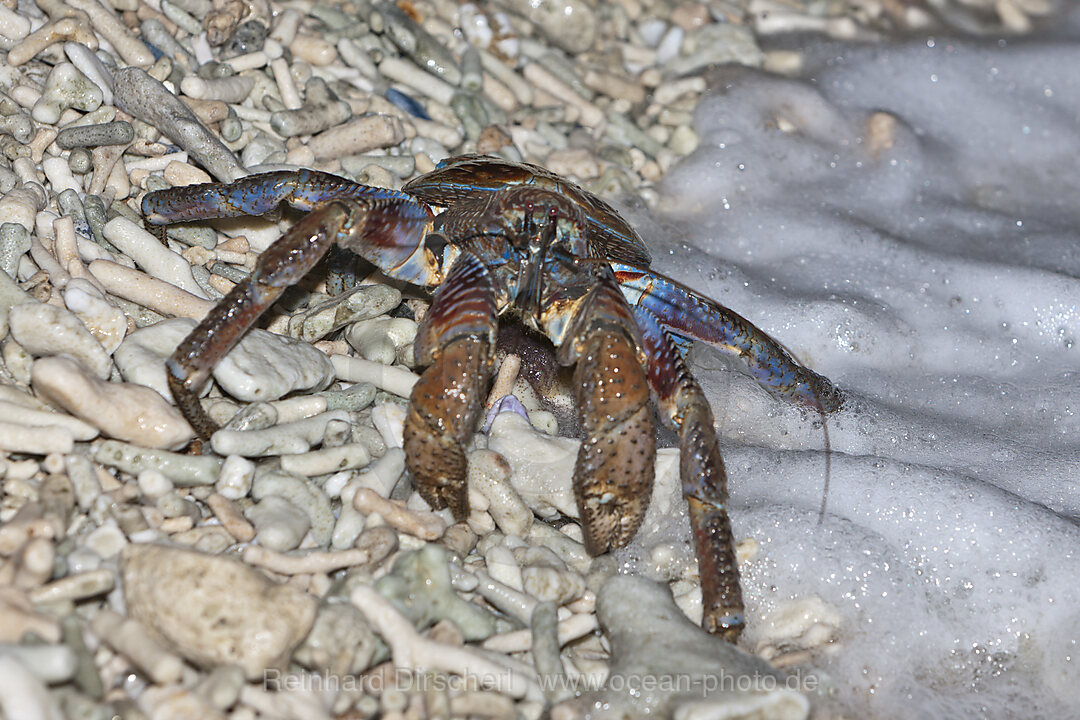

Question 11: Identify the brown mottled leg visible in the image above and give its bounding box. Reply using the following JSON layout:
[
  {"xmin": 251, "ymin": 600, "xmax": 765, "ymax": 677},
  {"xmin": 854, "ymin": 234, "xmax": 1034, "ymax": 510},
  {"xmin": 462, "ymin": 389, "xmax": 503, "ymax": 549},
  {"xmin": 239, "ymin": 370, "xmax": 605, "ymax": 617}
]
[
  {"xmin": 553, "ymin": 271, "xmax": 655, "ymax": 555},
  {"xmin": 634, "ymin": 305, "xmax": 744, "ymax": 641},
  {"xmin": 167, "ymin": 205, "xmax": 349, "ymax": 438},
  {"xmin": 404, "ymin": 252, "xmax": 497, "ymax": 519}
]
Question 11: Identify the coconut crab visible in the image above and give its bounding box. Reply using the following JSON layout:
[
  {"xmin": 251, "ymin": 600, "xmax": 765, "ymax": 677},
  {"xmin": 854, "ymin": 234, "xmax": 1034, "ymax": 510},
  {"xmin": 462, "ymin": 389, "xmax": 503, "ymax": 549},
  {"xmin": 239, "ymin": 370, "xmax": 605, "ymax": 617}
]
[{"xmin": 142, "ymin": 154, "xmax": 841, "ymax": 641}]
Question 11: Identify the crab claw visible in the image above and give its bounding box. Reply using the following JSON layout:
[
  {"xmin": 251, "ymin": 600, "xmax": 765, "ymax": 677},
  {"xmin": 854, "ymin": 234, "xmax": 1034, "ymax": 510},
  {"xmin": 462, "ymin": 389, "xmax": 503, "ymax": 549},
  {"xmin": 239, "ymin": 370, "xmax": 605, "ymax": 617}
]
[
  {"xmin": 404, "ymin": 252, "xmax": 497, "ymax": 520},
  {"xmin": 571, "ymin": 329, "xmax": 656, "ymax": 555}
]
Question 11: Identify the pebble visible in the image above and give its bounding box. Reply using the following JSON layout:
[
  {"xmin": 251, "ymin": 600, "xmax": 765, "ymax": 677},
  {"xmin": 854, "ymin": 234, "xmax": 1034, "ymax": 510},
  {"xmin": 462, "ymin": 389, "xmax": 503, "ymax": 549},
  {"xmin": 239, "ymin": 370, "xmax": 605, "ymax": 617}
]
[
  {"xmin": 485, "ymin": 544, "xmax": 523, "ymax": 591},
  {"xmin": 0, "ymin": 644, "xmax": 76, "ymax": 685},
  {"xmin": 522, "ymin": 62, "xmax": 604, "ymax": 128},
  {"xmin": 468, "ymin": 449, "xmax": 534, "ymax": 537},
  {"xmin": 245, "ymin": 495, "xmax": 311, "ymax": 551},
  {"xmin": 33, "ymin": 63, "xmax": 103, "ymax": 125},
  {"xmin": 68, "ymin": 0, "xmax": 153, "ymax": 66},
  {"xmin": 521, "ymin": 564, "xmax": 586, "ymax": 605},
  {"xmin": 319, "ymin": 381, "xmax": 377, "ymax": 412},
  {"xmin": 0, "ymin": 400, "xmax": 97, "ymax": 440},
  {"xmin": 375, "ymin": 544, "xmax": 499, "ymax": 641},
  {"xmin": 63, "ymin": 279, "xmax": 127, "ymax": 355},
  {"xmin": 331, "ymin": 355, "xmax": 418, "ymax": 398},
  {"xmin": 64, "ymin": 454, "xmax": 102, "ymax": 511},
  {"xmin": 179, "ymin": 75, "xmax": 254, "ymax": 104},
  {"xmin": 112, "ymin": 318, "xmax": 198, "ymax": 399},
  {"xmin": 0, "ymin": 655, "xmax": 63, "ymax": 720},
  {"xmin": 511, "ymin": 0, "xmax": 597, "ymax": 54},
  {"xmin": 87, "ymin": 258, "xmax": 216, "ymax": 319},
  {"xmin": 212, "ymin": 327, "xmax": 334, "ymax": 402},
  {"xmin": 0, "ymin": 421, "xmax": 73, "ymax": 455},
  {"xmin": 102, "ymin": 216, "xmax": 207, "ymax": 299},
  {"xmin": 279, "ymin": 442, "xmax": 371, "ymax": 477},
  {"xmin": 293, "ymin": 602, "xmax": 379, "ymax": 677},
  {"xmin": 8, "ymin": 301, "xmax": 112, "ymax": 379},
  {"xmin": 82, "ymin": 524, "xmax": 128, "ymax": 559},
  {"xmin": 205, "ymin": 492, "xmax": 255, "ymax": 542},
  {"xmin": 307, "ymin": 114, "xmax": 406, "ymax": 160},
  {"xmin": 252, "ymin": 469, "xmax": 335, "ymax": 545},
  {"xmin": 55, "ymin": 121, "xmax": 134, "ymax": 149},
  {"xmin": 344, "ymin": 316, "xmax": 417, "ymax": 365},
  {"xmin": 0, "ymin": 222, "xmax": 32, "ymax": 279},
  {"xmin": 113, "ymin": 67, "xmax": 245, "ymax": 183},
  {"xmin": 352, "ymin": 584, "xmax": 537, "ymax": 700},
  {"xmin": 552, "ymin": 575, "xmax": 809, "ymax": 720},
  {"xmin": 215, "ymin": 454, "xmax": 255, "ymax": 498},
  {"xmin": 223, "ymin": 19, "xmax": 266, "ymax": 57},
  {"xmin": 122, "ymin": 544, "xmax": 318, "ymax": 679},
  {"xmin": 270, "ymin": 77, "xmax": 351, "ymax": 137},
  {"xmin": 288, "ymin": 284, "xmax": 402, "ymax": 343},
  {"xmin": 667, "ymin": 22, "xmax": 764, "ymax": 74},
  {"xmin": 93, "ymin": 439, "xmax": 222, "ymax": 485},
  {"xmin": 211, "ymin": 409, "xmax": 349, "ymax": 456},
  {"xmin": 353, "ymin": 487, "xmax": 446, "ymax": 540},
  {"xmin": 192, "ymin": 666, "xmax": 243, "ymax": 715},
  {"xmin": 332, "ymin": 449, "xmax": 405, "ymax": 548},
  {"xmin": 32, "ymin": 356, "xmax": 194, "ymax": 450},
  {"xmin": 29, "ymin": 568, "xmax": 115, "ymax": 604},
  {"xmin": 247, "ymin": 534, "xmax": 395, "ymax": 581}
]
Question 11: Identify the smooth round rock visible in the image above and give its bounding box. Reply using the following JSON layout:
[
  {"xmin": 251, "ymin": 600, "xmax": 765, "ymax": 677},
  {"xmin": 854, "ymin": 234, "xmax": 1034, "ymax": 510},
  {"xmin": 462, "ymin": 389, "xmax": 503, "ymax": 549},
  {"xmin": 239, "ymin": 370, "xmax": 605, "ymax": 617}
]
[
  {"xmin": 9, "ymin": 301, "xmax": 112, "ymax": 379},
  {"xmin": 115, "ymin": 319, "xmax": 334, "ymax": 404},
  {"xmin": 122, "ymin": 543, "xmax": 318, "ymax": 680},
  {"xmin": 553, "ymin": 576, "xmax": 809, "ymax": 720},
  {"xmin": 507, "ymin": 0, "xmax": 596, "ymax": 54},
  {"xmin": 213, "ymin": 327, "xmax": 334, "ymax": 402},
  {"xmin": 31, "ymin": 356, "xmax": 195, "ymax": 450}
]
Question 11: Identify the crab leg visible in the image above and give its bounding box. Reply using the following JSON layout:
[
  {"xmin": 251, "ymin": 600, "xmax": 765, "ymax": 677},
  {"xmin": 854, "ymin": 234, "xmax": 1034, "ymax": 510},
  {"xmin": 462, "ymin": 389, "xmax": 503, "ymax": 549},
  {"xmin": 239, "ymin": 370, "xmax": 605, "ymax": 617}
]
[
  {"xmin": 613, "ymin": 263, "xmax": 842, "ymax": 413},
  {"xmin": 142, "ymin": 172, "xmax": 440, "ymax": 287},
  {"xmin": 157, "ymin": 192, "xmax": 439, "ymax": 438},
  {"xmin": 166, "ymin": 207, "xmax": 337, "ymax": 437},
  {"xmin": 142, "ymin": 169, "xmax": 414, "ymax": 222},
  {"xmin": 548, "ymin": 268, "xmax": 656, "ymax": 555},
  {"xmin": 633, "ymin": 305, "xmax": 745, "ymax": 640},
  {"xmin": 404, "ymin": 252, "xmax": 497, "ymax": 518}
]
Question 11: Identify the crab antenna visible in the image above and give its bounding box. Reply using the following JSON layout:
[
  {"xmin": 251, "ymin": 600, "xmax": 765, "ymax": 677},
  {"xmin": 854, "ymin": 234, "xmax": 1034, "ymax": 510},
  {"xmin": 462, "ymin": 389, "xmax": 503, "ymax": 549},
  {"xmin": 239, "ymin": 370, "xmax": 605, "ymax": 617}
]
[
  {"xmin": 764, "ymin": 333, "xmax": 834, "ymax": 526},
  {"xmin": 817, "ymin": 407, "xmax": 832, "ymax": 525}
]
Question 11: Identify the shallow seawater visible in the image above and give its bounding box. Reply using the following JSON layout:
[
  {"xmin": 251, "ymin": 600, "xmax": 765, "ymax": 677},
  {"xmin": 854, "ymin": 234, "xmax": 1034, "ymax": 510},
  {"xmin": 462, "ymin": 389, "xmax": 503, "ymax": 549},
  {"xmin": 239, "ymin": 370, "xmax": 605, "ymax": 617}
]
[{"xmin": 623, "ymin": 37, "xmax": 1080, "ymax": 719}]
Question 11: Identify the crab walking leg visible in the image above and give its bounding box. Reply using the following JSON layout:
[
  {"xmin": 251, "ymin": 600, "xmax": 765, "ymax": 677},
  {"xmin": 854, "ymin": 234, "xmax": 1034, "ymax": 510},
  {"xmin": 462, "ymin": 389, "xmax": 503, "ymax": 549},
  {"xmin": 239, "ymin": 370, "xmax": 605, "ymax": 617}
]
[
  {"xmin": 614, "ymin": 263, "xmax": 842, "ymax": 413},
  {"xmin": 551, "ymin": 270, "xmax": 656, "ymax": 556},
  {"xmin": 167, "ymin": 207, "xmax": 342, "ymax": 437},
  {"xmin": 142, "ymin": 169, "xmax": 416, "ymax": 222},
  {"xmin": 633, "ymin": 305, "xmax": 745, "ymax": 640},
  {"xmin": 143, "ymin": 172, "xmax": 441, "ymax": 287},
  {"xmin": 168, "ymin": 197, "xmax": 441, "ymax": 438},
  {"xmin": 405, "ymin": 252, "xmax": 497, "ymax": 519}
]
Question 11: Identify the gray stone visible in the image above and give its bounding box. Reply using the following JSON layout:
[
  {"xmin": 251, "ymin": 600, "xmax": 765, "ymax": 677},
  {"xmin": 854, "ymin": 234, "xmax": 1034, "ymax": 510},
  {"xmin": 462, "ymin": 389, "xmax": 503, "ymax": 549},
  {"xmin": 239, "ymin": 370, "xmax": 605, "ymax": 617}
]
[
  {"xmin": 122, "ymin": 544, "xmax": 318, "ymax": 680},
  {"xmin": 552, "ymin": 575, "xmax": 810, "ymax": 720},
  {"xmin": 375, "ymin": 545, "xmax": 499, "ymax": 641}
]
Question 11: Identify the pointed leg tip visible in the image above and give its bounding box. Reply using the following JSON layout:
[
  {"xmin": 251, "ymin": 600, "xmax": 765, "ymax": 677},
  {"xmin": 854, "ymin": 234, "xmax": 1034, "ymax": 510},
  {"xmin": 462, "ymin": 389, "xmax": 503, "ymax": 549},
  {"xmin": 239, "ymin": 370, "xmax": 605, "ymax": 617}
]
[
  {"xmin": 580, "ymin": 525, "xmax": 613, "ymax": 557},
  {"xmin": 413, "ymin": 479, "xmax": 469, "ymax": 520},
  {"xmin": 703, "ymin": 608, "xmax": 745, "ymax": 642}
]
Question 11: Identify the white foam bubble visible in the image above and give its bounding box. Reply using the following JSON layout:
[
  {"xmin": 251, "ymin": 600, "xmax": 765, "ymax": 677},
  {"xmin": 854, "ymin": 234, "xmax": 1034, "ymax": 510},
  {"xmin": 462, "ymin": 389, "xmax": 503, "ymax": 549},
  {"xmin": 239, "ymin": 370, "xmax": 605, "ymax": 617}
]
[{"xmin": 625, "ymin": 38, "xmax": 1080, "ymax": 718}]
